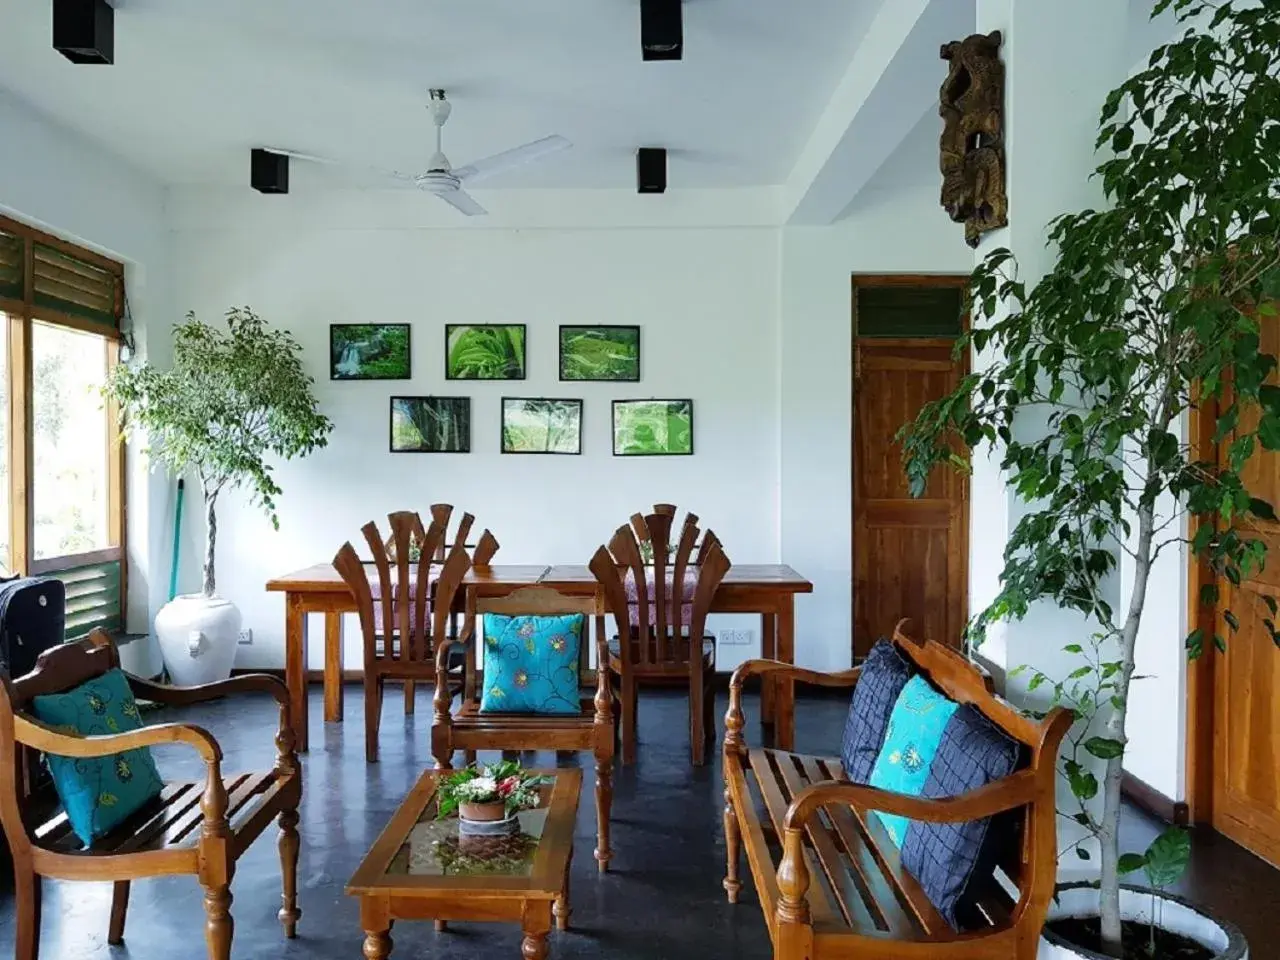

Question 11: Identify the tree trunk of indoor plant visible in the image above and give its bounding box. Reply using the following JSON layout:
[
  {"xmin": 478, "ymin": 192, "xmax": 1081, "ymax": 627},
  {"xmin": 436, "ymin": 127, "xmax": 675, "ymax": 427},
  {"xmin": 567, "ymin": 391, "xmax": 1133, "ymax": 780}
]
[{"xmin": 203, "ymin": 486, "xmax": 218, "ymax": 597}]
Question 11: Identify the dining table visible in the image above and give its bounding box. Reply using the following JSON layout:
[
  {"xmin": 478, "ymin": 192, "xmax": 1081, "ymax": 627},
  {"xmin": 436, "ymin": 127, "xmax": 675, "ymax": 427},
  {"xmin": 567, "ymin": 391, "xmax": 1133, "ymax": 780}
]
[{"xmin": 264, "ymin": 562, "xmax": 813, "ymax": 753}]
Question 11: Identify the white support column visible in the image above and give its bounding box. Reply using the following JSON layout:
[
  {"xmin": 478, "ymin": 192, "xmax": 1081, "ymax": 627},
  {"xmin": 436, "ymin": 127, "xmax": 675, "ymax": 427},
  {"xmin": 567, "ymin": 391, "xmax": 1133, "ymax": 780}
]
[{"xmin": 969, "ymin": 0, "xmax": 1132, "ymax": 864}]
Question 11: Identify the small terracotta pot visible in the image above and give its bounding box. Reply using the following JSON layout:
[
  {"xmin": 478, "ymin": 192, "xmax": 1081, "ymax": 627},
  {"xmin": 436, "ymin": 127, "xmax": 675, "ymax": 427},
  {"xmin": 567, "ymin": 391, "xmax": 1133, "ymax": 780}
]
[{"xmin": 459, "ymin": 801, "xmax": 507, "ymax": 822}]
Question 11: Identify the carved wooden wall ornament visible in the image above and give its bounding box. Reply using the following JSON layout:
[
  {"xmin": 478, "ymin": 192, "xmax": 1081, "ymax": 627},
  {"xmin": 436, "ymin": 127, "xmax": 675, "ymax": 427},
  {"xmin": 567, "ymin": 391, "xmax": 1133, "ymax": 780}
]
[{"xmin": 939, "ymin": 30, "xmax": 1008, "ymax": 247}]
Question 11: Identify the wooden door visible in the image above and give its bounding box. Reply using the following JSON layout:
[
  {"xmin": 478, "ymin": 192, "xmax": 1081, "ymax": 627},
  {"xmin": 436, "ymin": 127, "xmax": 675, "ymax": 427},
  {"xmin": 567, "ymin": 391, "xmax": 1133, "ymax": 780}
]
[
  {"xmin": 852, "ymin": 278, "xmax": 969, "ymax": 659},
  {"xmin": 1212, "ymin": 313, "xmax": 1280, "ymax": 863}
]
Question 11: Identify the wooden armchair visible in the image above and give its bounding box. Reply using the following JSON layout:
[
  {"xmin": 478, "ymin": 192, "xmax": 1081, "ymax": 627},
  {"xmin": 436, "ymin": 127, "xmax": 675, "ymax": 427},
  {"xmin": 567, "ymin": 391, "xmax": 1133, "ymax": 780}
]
[
  {"xmin": 593, "ymin": 515, "xmax": 731, "ymax": 766},
  {"xmin": 334, "ymin": 513, "xmax": 475, "ymax": 762},
  {"xmin": 0, "ymin": 631, "xmax": 301, "ymax": 960},
  {"xmin": 431, "ymin": 584, "xmax": 615, "ymax": 871}
]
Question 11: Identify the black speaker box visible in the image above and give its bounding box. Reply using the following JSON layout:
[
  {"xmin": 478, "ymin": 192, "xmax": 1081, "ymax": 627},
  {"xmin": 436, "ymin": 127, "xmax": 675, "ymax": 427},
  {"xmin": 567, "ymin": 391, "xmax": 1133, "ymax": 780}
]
[
  {"xmin": 251, "ymin": 149, "xmax": 290, "ymax": 195},
  {"xmin": 53, "ymin": 0, "xmax": 114, "ymax": 65},
  {"xmin": 640, "ymin": 0, "xmax": 682, "ymax": 61},
  {"xmin": 637, "ymin": 148, "xmax": 667, "ymax": 194}
]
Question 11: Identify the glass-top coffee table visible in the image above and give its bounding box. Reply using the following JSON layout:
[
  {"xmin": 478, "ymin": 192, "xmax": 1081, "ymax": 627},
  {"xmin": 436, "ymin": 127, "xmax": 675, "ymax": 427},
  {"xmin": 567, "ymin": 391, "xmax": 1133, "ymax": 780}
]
[{"xmin": 347, "ymin": 767, "xmax": 581, "ymax": 960}]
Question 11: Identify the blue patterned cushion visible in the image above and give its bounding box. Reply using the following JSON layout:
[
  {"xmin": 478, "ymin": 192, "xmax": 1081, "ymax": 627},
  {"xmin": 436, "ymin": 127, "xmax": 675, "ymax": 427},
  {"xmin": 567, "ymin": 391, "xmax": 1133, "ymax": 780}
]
[
  {"xmin": 841, "ymin": 639, "xmax": 914, "ymax": 783},
  {"xmin": 868, "ymin": 675, "xmax": 960, "ymax": 847},
  {"xmin": 480, "ymin": 613, "xmax": 583, "ymax": 715},
  {"xmin": 900, "ymin": 704, "xmax": 1023, "ymax": 929},
  {"xmin": 31, "ymin": 668, "xmax": 164, "ymax": 847}
]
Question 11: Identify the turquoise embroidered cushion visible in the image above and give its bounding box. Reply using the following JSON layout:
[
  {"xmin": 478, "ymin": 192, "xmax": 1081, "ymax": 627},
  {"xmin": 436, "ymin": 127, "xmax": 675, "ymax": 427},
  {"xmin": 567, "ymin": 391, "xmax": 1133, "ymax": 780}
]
[
  {"xmin": 867, "ymin": 675, "xmax": 960, "ymax": 847},
  {"xmin": 31, "ymin": 668, "xmax": 164, "ymax": 847},
  {"xmin": 480, "ymin": 613, "xmax": 583, "ymax": 715}
]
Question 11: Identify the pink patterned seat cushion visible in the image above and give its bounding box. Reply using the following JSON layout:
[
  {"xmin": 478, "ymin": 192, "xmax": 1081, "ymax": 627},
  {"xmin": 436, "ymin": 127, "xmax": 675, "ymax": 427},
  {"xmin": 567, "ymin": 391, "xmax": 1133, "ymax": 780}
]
[{"xmin": 624, "ymin": 568, "xmax": 697, "ymax": 627}]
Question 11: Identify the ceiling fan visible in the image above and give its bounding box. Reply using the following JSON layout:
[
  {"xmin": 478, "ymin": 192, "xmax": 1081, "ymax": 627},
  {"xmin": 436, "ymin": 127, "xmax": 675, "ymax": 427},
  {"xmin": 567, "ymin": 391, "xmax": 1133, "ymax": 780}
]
[{"xmin": 266, "ymin": 90, "xmax": 571, "ymax": 216}]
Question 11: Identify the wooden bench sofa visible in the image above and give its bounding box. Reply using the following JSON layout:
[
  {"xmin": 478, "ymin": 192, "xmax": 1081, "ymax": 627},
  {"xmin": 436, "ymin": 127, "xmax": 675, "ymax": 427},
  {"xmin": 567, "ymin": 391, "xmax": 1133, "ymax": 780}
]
[{"xmin": 722, "ymin": 621, "xmax": 1071, "ymax": 960}]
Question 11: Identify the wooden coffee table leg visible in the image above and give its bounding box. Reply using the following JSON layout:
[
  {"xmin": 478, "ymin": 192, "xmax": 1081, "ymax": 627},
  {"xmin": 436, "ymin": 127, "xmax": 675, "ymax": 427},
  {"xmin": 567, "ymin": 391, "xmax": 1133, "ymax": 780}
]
[
  {"xmin": 554, "ymin": 845, "xmax": 571, "ymax": 931},
  {"xmin": 521, "ymin": 901, "xmax": 552, "ymax": 960},
  {"xmin": 360, "ymin": 899, "xmax": 393, "ymax": 959}
]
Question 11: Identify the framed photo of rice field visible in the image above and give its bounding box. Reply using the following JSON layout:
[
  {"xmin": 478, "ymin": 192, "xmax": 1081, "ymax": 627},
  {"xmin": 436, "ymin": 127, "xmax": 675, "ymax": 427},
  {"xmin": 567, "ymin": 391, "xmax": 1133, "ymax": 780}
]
[
  {"xmin": 612, "ymin": 399, "xmax": 693, "ymax": 456},
  {"xmin": 559, "ymin": 325, "xmax": 641, "ymax": 382},
  {"xmin": 330, "ymin": 323, "xmax": 411, "ymax": 380},
  {"xmin": 501, "ymin": 398, "xmax": 583, "ymax": 455},
  {"xmin": 445, "ymin": 324, "xmax": 527, "ymax": 380},
  {"xmin": 390, "ymin": 396, "xmax": 471, "ymax": 453}
]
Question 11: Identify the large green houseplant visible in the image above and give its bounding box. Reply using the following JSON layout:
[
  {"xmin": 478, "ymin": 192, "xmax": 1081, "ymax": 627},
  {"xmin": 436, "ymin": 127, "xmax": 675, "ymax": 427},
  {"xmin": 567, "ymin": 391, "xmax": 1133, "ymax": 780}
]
[
  {"xmin": 108, "ymin": 307, "xmax": 331, "ymax": 685},
  {"xmin": 902, "ymin": 2, "xmax": 1278, "ymax": 957}
]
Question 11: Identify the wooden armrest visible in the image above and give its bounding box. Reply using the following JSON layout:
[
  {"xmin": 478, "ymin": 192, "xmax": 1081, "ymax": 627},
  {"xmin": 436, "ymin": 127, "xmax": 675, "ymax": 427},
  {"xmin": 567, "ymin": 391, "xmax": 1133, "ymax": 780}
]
[
  {"xmin": 433, "ymin": 638, "xmax": 461, "ymax": 720},
  {"xmin": 127, "ymin": 672, "xmax": 288, "ymax": 708},
  {"xmin": 724, "ymin": 660, "xmax": 861, "ymax": 753},
  {"xmin": 729, "ymin": 659, "xmax": 863, "ymax": 691},
  {"xmin": 15, "ymin": 713, "xmax": 223, "ymax": 765},
  {"xmin": 782, "ymin": 770, "xmax": 1039, "ymax": 831}
]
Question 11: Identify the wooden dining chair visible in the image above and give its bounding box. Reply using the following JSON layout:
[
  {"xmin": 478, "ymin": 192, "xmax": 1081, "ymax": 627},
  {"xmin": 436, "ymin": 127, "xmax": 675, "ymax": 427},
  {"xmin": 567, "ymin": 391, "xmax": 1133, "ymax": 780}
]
[
  {"xmin": 399, "ymin": 505, "xmax": 501, "ymax": 712},
  {"xmin": 0, "ymin": 631, "xmax": 301, "ymax": 960},
  {"xmin": 334, "ymin": 514, "xmax": 473, "ymax": 762},
  {"xmin": 592, "ymin": 514, "xmax": 731, "ymax": 766},
  {"xmin": 431, "ymin": 584, "xmax": 616, "ymax": 871}
]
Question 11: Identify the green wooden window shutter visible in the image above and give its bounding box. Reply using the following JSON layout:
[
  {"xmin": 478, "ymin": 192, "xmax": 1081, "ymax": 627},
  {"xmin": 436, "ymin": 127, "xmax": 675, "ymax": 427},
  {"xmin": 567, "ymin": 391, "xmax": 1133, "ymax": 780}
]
[
  {"xmin": 0, "ymin": 230, "xmax": 22, "ymax": 300},
  {"xmin": 856, "ymin": 285, "xmax": 965, "ymax": 339},
  {"xmin": 56, "ymin": 559, "xmax": 123, "ymax": 640},
  {"xmin": 33, "ymin": 244, "xmax": 120, "ymax": 331}
]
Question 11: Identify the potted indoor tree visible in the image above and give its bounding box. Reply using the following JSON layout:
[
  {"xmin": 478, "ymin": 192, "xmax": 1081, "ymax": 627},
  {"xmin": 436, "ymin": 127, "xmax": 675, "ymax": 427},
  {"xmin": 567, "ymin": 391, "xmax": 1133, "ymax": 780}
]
[
  {"xmin": 108, "ymin": 307, "xmax": 332, "ymax": 686},
  {"xmin": 901, "ymin": 1, "xmax": 1276, "ymax": 958}
]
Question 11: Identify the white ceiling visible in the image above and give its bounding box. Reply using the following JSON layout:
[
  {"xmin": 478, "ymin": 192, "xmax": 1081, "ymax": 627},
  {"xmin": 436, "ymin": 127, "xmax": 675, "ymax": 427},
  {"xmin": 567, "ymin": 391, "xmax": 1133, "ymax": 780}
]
[{"xmin": 0, "ymin": 0, "xmax": 881, "ymax": 189}]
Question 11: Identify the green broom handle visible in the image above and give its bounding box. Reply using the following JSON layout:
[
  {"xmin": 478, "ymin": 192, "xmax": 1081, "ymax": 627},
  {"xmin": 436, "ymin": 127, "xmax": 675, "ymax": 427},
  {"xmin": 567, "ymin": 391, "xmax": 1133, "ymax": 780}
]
[{"xmin": 168, "ymin": 478, "xmax": 184, "ymax": 601}]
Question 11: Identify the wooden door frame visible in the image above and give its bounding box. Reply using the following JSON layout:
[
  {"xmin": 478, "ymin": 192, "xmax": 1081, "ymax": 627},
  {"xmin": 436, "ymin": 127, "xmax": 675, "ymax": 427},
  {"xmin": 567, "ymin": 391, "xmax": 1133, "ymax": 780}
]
[{"xmin": 851, "ymin": 273, "xmax": 971, "ymax": 666}]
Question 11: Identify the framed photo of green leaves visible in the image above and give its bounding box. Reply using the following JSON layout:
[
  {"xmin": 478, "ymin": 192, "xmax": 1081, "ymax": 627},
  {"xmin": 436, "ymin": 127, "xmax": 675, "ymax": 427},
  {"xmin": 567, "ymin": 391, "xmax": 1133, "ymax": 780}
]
[
  {"xmin": 612, "ymin": 399, "xmax": 693, "ymax": 456},
  {"xmin": 390, "ymin": 396, "xmax": 471, "ymax": 453},
  {"xmin": 559, "ymin": 325, "xmax": 640, "ymax": 382},
  {"xmin": 330, "ymin": 323, "xmax": 411, "ymax": 380},
  {"xmin": 445, "ymin": 324, "xmax": 527, "ymax": 380},
  {"xmin": 501, "ymin": 398, "xmax": 583, "ymax": 455}
]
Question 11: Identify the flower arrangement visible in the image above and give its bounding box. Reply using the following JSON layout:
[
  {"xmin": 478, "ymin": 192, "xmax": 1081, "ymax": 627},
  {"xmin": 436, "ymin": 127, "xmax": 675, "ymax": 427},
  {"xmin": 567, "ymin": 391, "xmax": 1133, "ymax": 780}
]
[{"xmin": 436, "ymin": 760, "xmax": 551, "ymax": 821}]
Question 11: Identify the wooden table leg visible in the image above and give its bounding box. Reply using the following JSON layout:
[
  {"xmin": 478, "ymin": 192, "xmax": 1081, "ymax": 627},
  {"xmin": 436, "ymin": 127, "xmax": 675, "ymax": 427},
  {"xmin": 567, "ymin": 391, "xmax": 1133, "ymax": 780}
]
[
  {"xmin": 360, "ymin": 899, "xmax": 393, "ymax": 959},
  {"xmin": 775, "ymin": 599, "xmax": 795, "ymax": 751},
  {"xmin": 521, "ymin": 901, "xmax": 551, "ymax": 960},
  {"xmin": 760, "ymin": 613, "xmax": 776, "ymax": 726},
  {"xmin": 285, "ymin": 594, "xmax": 310, "ymax": 753},
  {"xmin": 324, "ymin": 611, "xmax": 344, "ymax": 723},
  {"xmin": 555, "ymin": 843, "xmax": 572, "ymax": 931}
]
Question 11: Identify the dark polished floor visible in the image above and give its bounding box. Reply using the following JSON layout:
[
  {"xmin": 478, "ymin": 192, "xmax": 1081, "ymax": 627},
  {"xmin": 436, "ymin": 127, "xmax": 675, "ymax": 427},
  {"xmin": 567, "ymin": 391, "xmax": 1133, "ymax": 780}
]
[{"xmin": 0, "ymin": 687, "xmax": 1276, "ymax": 958}]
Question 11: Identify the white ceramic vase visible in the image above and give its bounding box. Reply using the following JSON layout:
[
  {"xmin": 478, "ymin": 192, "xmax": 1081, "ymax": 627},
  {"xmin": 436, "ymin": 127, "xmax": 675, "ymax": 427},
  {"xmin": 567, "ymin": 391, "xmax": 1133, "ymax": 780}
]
[
  {"xmin": 1039, "ymin": 882, "xmax": 1247, "ymax": 959},
  {"xmin": 153, "ymin": 594, "xmax": 241, "ymax": 688}
]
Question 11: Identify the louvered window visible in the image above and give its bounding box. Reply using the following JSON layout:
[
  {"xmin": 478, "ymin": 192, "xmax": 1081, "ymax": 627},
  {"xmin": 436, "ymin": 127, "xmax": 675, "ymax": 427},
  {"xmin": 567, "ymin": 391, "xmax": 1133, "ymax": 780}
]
[
  {"xmin": 33, "ymin": 243, "xmax": 121, "ymax": 331},
  {"xmin": 0, "ymin": 229, "xmax": 22, "ymax": 300},
  {"xmin": 0, "ymin": 215, "xmax": 126, "ymax": 635},
  {"xmin": 52, "ymin": 557, "xmax": 123, "ymax": 640},
  {"xmin": 856, "ymin": 285, "xmax": 966, "ymax": 339}
]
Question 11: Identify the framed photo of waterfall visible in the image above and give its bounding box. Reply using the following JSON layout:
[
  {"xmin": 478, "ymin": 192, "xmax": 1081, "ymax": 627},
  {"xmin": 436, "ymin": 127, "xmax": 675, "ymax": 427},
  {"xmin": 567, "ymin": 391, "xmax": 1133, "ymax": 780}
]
[{"xmin": 330, "ymin": 323, "xmax": 411, "ymax": 380}]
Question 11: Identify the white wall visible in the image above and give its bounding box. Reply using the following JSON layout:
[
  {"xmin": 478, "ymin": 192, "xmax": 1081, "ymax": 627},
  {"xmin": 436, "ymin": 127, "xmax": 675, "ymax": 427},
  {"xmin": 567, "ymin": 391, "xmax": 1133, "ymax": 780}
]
[
  {"xmin": 165, "ymin": 194, "xmax": 782, "ymax": 670},
  {"xmin": 0, "ymin": 88, "xmax": 171, "ymax": 671},
  {"xmin": 779, "ymin": 114, "xmax": 972, "ymax": 671}
]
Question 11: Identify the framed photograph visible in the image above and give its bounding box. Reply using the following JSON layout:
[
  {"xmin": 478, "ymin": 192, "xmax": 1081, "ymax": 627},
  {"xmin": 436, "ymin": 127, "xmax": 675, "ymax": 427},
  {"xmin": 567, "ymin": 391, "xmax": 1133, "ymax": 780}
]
[
  {"xmin": 559, "ymin": 325, "xmax": 641, "ymax": 382},
  {"xmin": 445, "ymin": 324, "xmax": 527, "ymax": 380},
  {"xmin": 390, "ymin": 396, "xmax": 471, "ymax": 453},
  {"xmin": 501, "ymin": 398, "xmax": 583, "ymax": 455},
  {"xmin": 612, "ymin": 399, "xmax": 693, "ymax": 456},
  {"xmin": 330, "ymin": 323, "xmax": 411, "ymax": 380}
]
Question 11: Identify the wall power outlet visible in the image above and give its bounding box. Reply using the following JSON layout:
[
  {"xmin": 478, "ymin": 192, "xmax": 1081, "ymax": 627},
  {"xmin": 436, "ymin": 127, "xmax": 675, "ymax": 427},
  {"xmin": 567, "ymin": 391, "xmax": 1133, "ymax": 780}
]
[
  {"xmin": 238, "ymin": 629, "xmax": 253, "ymax": 646},
  {"xmin": 719, "ymin": 628, "xmax": 754, "ymax": 647}
]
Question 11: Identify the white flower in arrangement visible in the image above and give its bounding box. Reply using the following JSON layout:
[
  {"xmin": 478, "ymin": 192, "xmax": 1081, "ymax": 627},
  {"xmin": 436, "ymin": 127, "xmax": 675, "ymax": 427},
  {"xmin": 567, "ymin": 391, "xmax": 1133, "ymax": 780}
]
[{"xmin": 457, "ymin": 777, "xmax": 498, "ymax": 800}]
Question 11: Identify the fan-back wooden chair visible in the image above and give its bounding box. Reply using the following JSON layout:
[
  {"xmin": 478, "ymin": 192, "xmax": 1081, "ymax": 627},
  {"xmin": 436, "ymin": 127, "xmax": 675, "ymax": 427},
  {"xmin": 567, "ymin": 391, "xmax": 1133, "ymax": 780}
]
[
  {"xmin": 431, "ymin": 584, "xmax": 616, "ymax": 870},
  {"xmin": 397, "ymin": 505, "xmax": 500, "ymax": 712},
  {"xmin": 0, "ymin": 631, "xmax": 301, "ymax": 960},
  {"xmin": 334, "ymin": 514, "xmax": 473, "ymax": 762},
  {"xmin": 594, "ymin": 515, "xmax": 731, "ymax": 765}
]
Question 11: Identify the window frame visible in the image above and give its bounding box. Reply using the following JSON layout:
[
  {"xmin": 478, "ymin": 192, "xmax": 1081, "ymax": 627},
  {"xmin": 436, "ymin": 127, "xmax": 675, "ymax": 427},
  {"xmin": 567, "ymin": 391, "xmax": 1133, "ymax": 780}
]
[{"xmin": 0, "ymin": 213, "xmax": 126, "ymax": 607}]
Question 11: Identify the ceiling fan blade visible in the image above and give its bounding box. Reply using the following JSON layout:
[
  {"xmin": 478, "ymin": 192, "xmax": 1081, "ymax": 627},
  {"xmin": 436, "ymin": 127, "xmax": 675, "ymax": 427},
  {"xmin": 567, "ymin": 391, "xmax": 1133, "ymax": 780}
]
[
  {"xmin": 259, "ymin": 146, "xmax": 337, "ymax": 165},
  {"xmin": 453, "ymin": 135, "xmax": 571, "ymax": 183},
  {"xmin": 438, "ymin": 189, "xmax": 487, "ymax": 216}
]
